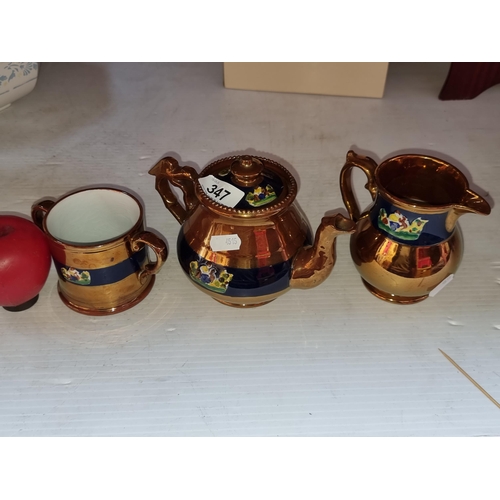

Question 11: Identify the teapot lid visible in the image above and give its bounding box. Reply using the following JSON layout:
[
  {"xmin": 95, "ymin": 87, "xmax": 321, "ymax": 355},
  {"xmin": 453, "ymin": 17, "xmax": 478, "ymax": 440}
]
[{"xmin": 195, "ymin": 155, "xmax": 297, "ymax": 217}]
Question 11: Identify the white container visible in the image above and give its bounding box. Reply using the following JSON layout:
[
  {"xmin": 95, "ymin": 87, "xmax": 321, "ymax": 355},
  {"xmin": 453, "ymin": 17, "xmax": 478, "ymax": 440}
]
[{"xmin": 0, "ymin": 62, "xmax": 39, "ymax": 111}]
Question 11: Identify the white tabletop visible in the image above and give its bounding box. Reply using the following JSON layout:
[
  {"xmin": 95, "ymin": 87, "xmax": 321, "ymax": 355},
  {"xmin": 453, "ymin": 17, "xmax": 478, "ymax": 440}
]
[{"xmin": 1, "ymin": 63, "xmax": 499, "ymax": 436}]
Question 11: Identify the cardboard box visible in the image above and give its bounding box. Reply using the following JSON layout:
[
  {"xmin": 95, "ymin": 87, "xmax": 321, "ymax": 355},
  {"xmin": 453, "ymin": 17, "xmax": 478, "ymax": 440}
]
[{"xmin": 223, "ymin": 62, "xmax": 389, "ymax": 98}]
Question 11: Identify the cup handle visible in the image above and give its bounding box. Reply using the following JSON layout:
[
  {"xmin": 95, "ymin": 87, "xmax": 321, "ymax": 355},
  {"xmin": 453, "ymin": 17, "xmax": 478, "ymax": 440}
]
[
  {"xmin": 31, "ymin": 199, "xmax": 56, "ymax": 229},
  {"xmin": 130, "ymin": 231, "xmax": 168, "ymax": 282},
  {"xmin": 339, "ymin": 150, "xmax": 378, "ymax": 222}
]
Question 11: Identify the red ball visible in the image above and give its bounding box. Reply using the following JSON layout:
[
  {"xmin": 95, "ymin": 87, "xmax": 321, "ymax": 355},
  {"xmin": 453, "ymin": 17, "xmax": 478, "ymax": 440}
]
[{"xmin": 0, "ymin": 215, "xmax": 52, "ymax": 308}]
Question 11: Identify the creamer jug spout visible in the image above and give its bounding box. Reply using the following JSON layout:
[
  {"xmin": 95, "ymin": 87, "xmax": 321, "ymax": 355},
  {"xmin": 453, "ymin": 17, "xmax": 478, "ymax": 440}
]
[
  {"xmin": 446, "ymin": 188, "xmax": 491, "ymax": 232},
  {"xmin": 459, "ymin": 188, "xmax": 491, "ymax": 216}
]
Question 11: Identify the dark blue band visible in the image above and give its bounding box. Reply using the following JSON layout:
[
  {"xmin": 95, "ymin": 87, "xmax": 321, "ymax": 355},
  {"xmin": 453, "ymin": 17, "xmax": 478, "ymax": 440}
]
[
  {"xmin": 370, "ymin": 195, "xmax": 451, "ymax": 246},
  {"xmin": 55, "ymin": 247, "xmax": 147, "ymax": 286},
  {"xmin": 178, "ymin": 233, "xmax": 291, "ymax": 297}
]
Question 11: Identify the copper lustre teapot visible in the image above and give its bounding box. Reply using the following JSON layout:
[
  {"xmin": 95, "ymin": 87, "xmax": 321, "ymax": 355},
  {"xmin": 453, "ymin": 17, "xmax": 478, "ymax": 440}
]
[
  {"xmin": 339, "ymin": 150, "xmax": 491, "ymax": 304},
  {"xmin": 150, "ymin": 154, "xmax": 355, "ymax": 307}
]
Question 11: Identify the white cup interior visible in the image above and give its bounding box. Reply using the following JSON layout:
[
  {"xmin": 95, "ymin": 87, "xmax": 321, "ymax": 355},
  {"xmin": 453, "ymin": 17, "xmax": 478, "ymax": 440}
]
[{"xmin": 46, "ymin": 189, "xmax": 141, "ymax": 245}]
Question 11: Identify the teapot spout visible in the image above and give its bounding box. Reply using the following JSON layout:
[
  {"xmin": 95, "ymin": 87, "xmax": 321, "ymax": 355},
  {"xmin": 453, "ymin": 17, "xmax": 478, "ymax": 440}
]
[{"xmin": 290, "ymin": 214, "xmax": 356, "ymax": 289}]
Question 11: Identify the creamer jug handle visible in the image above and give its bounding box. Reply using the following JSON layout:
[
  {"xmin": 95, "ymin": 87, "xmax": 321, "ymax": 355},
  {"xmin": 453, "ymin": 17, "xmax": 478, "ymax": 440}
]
[
  {"xmin": 339, "ymin": 150, "xmax": 378, "ymax": 222},
  {"xmin": 148, "ymin": 157, "xmax": 199, "ymax": 225}
]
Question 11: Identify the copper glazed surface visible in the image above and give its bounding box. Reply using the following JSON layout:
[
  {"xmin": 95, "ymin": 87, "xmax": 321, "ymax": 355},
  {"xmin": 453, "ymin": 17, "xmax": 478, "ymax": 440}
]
[
  {"xmin": 150, "ymin": 154, "xmax": 354, "ymax": 307},
  {"xmin": 339, "ymin": 150, "xmax": 490, "ymax": 304},
  {"xmin": 351, "ymin": 214, "xmax": 463, "ymax": 303}
]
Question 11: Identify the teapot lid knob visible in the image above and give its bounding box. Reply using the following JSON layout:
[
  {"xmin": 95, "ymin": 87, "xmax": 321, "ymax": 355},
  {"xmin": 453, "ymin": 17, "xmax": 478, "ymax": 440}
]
[{"xmin": 230, "ymin": 156, "xmax": 264, "ymax": 187}]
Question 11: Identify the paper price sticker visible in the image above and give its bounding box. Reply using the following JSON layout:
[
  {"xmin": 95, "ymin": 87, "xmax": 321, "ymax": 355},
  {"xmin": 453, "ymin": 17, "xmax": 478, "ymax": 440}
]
[
  {"xmin": 429, "ymin": 274, "xmax": 454, "ymax": 297},
  {"xmin": 198, "ymin": 175, "xmax": 245, "ymax": 208},
  {"xmin": 210, "ymin": 234, "xmax": 241, "ymax": 252}
]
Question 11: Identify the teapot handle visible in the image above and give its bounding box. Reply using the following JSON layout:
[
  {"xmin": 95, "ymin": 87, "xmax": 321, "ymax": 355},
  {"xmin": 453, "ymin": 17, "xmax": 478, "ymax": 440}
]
[
  {"xmin": 148, "ymin": 157, "xmax": 199, "ymax": 225},
  {"xmin": 31, "ymin": 199, "xmax": 55, "ymax": 230},
  {"xmin": 339, "ymin": 150, "xmax": 378, "ymax": 222}
]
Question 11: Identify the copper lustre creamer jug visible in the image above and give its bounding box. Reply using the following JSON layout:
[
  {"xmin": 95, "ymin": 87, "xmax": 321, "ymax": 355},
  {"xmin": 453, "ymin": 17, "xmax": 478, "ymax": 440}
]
[
  {"xmin": 150, "ymin": 154, "xmax": 355, "ymax": 307},
  {"xmin": 339, "ymin": 150, "xmax": 491, "ymax": 304}
]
